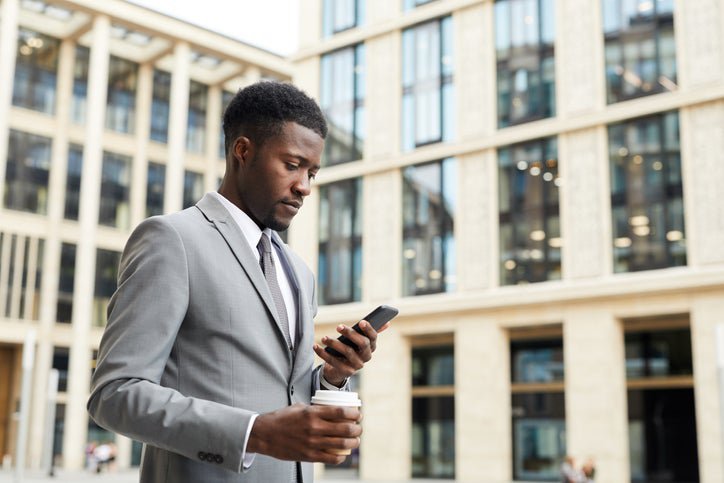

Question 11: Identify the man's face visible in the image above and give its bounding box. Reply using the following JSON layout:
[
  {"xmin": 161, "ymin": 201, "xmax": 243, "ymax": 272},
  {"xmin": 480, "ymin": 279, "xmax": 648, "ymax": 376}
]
[{"xmin": 235, "ymin": 122, "xmax": 323, "ymax": 231}]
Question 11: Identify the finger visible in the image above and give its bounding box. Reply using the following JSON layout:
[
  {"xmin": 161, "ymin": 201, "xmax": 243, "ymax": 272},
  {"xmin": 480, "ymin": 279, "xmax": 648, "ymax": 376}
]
[
  {"xmin": 336, "ymin": 324, "xmax": 373, "ymax": 356},
  {"xmin": 314, "ymin": 343, "xmax": 356, "ymax": 372},
  {"xmin": 319, "ymin": 337, "xmax": 366, "ymax": 369},
  {"xmin": 309, "ymin": 405, "xmax": 362, "ymax": 424}
]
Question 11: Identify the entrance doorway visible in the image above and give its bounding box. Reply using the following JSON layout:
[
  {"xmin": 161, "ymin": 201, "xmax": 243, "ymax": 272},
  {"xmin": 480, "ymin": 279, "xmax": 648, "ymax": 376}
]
[{"xmin": 0, "ymin": 344, "xmax": 17, "ymax": 459}]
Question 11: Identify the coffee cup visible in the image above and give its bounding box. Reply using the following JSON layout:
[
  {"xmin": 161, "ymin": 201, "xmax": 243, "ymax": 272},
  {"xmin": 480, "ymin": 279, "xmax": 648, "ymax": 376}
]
[{"xmin": 311, "ymin": 390, "xmax": 362, "ymax": 455}]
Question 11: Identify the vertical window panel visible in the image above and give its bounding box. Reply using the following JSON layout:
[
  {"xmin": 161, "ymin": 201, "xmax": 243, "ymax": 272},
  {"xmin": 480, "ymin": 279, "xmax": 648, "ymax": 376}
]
[
  {"xmin": 99, "ymin": 152, "xmax": 131, "ymax": 229},
  {"xmin": 64, "ymin": 144, "xmax": 83, "ymax": 221},
  {"xmin": 322, "ymin": 0, "xmax": 364, "ymax": 37},
  {"xmin": 187, "ymin": 81, "xmax": 208, "ymax": 153},
  {"xmin": 106, "ymin": 56, "xmax": 138, "ymax": 134},
  {"xmin": 12, "ymin": 29, "xmax": 59, "ymax": 114},
  {"xmin": 150, "ymin": 69, "xmax": 171, "ymax": 143},
  {"xmin": 57, "ymin": 243, "xmax": 76, "ymax": 324},
  {"xmin": 71, "ymin": 46, "xmax": 89, "ymax": 124},
  {"xmin": 219, "ymin": 90, "xmax": 235, "ymax": 159},
  {"xmin": 4, "ymin": 130, "xmax": 52, "ymax": 215},
  {"xmin": 93, "ymin": 249, "xmax": 121, "ymax": 327},
  {"xmin": 183, "ymin": 170, "xmax": 204, "ymax": 209},
  {"xmin": 146, "ymin": 162, "xmax": 165, "ymax": 217}
]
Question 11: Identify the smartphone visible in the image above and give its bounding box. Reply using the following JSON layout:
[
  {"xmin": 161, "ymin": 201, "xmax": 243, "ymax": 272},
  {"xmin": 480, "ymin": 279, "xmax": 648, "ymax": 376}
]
[{"xmin": 324, "ymin": 305, "xmax": 399, "ymax": 358}]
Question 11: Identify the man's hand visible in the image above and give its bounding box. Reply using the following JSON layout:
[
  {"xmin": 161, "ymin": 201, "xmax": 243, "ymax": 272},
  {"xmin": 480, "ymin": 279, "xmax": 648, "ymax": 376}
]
[
  {"xmin": 314, "ymin": 320, "xmax": 390, "ymax": 387},
  {"xmin": 247, "ymin": 404, "xmax": 362, "ymax": 464}
]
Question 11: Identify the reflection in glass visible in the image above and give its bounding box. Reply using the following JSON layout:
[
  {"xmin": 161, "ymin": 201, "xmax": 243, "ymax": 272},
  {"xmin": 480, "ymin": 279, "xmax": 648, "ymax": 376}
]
[
  {"xmin": 412, "ymin": 396, "xmax": 455, "ymax": 479},
  {"xmin": 320, "ymin": 44, "xmax": 365, "ymax": 165},
  {"xmin": 183, "ymin": 170, "xmax": 204, "ymax": 209},
  {"xmin": 56, "ymin": 243, "xmax": 76, "ymax": 324},
  {"xmin": 146, "ymin": 162, "xmax": 165, "ymax": 217},
  {"xmin": 71, "ymin": 46, "xmax": 90, "ymax": 124},
  {"xmin": 511, "ymin": 339, "xmax": 564, "ymax": 383},
  {"xmin": 13, "ymin": 29, "xmax": 59, "ymax": 114},
  {"xmin": 512, "ymin": 392, "xmax": 566, "ymax": 480},
  {"xmin": 412, "ymin": 346, "xmax": 454, "ymax": 387},
  {"xmin": 150, "ymin": 70, "xmax": 171, "ymax": 143},
  {"xmin": 64, "ymin": 144, "xmax": 83, "ymax": 220},
  {"xmin": 402, "ymin": 158, "xmax": 456, "ymax": 296},
  {"xmin": 187, "ymin": 81, "xmax": 208, "ymax": 153},
  {"xmin": 318, "ymin": 178, "xmax": 362, "ymax": 305},
  {"xmin": 322, "ymin": 0, "xmax": 364, "ymax": 37},
  {"xmin": 219, "ymin": 90, "xmax": 235, "ymax": 158},
  {"xmin": 106, "ymin": 56, "xmax": 138, "ymax": 133},
  {"xmin": 52, "ymin": 347, "xmax": 70, "ymax": 392},
  {"xmin": 609, "ymin": 111, "xmax": 685, "ymax": 272},
  {"xmin": 93, "ymin": 249, "xmax": 121, "ymax": 327},
  {"xmin": 4, "ymin": 130, "xmax": 52, "ymax": 215},
  {"xmin": 499, "ymin": 137, "xmax": 560, "ymax": 285},
  {"xmin": 603, "ymin": 0, "xmax": 676, "ymax": 103},
  {"xmin": 402, "ymin": 17, "xmax": 454, "ymax": 151},
  {"xmin": 99, "ymin": 152, "xmax": 131, "ymax": 229},
  {"xmin": 495, "ymin": 0, "xmax": 556, "ymax": 127},
  {"xmin": 625, "ymin": 328, "xmax": 692, "ymax": 379}
]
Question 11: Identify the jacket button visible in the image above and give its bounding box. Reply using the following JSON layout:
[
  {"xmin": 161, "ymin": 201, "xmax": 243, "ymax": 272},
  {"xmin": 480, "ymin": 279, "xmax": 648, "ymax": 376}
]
[
  {"xmin": 198, "ymin": 451, "xmax": 206, "ymax": 460},
  {"xmin": 206, "ymin": 453, "xmax": 215, "ymax": 462},
  {"xmin": 215, "ymin": 455, "xmax": 224, "ymax": 464}
]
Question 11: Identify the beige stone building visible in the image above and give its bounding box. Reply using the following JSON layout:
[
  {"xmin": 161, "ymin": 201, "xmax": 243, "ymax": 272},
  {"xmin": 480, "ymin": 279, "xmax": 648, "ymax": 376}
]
[
  {"xmin": 0, "ymin": 0, "xmax": 290, "ymax": 471},
  {"xmin": 292, "ymin": 0, "xmax": 724, "ymax": 482}
]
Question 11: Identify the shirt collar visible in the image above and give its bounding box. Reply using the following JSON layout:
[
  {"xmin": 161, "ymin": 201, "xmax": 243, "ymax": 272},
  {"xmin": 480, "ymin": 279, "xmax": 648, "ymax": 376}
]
[{"xmin": 209, "ymin": 191, "xmax": 272, "ymax": 256}]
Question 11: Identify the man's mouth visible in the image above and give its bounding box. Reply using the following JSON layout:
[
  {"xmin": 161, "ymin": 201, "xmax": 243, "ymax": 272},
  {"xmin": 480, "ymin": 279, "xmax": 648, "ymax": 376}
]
[{"xmin": 281, "ymin": 200, "xmax": 303, "ymax": 209}]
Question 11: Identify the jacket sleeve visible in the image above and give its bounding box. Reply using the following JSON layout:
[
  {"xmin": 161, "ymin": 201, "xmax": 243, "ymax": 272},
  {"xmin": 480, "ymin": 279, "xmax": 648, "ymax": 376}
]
[{"xmin": 87, "ymin": 216, "xmax": 254, "ymax": 473}]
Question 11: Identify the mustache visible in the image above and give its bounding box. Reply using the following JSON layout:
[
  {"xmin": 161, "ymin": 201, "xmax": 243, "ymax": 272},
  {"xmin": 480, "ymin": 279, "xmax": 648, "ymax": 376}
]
[{"xmin": 280, "ymin": 198, "xmax": 303, "ymax": 209}]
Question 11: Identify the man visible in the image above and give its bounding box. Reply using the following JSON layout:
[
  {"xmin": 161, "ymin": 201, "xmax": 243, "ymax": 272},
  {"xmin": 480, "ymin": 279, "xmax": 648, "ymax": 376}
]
[{"xmin": 88, "ymin": 82, "xmax": 385, "ymax": 483}]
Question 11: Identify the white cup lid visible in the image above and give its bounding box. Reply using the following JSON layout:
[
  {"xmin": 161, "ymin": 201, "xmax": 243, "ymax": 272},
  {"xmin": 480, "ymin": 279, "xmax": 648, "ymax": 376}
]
[{"xmin": 311, "ymin": 390, "xmax": 361, "ymax": 407}]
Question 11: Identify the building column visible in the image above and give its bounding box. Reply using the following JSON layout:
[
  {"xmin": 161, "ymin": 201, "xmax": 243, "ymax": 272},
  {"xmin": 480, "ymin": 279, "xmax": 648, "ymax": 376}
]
[
  {"xmin": 691, "ymin": 295, "xmax": 724, "ymax": 483},
  {"xmin": 164, "ymin": 42, "xmax": 190, "ymax": 214},
  {"xmin": 27, "ymin": 37, "xmax": 77, "ymax": 469},
  {"xmin": 205, "ymin": 84, "xmax": 222, "ymax": 192},
  {"xmin": 455, "ymin": 320, "xmax": 511, "ymax": 481},
  {"xmin": 64, "ymin": 15, "xmax": 111, "ymax": 470},
  {"xmin": 0, "ymin": 0, "xmax": 20, "ymax": 208},
  {"xmin": 563, "ymin": 309, "xmax": 629, "ymax": 482},
  {"xmin": 129, "ymin": 63, "xmax": 153, "ymax": 228},
  {"xmin": 364, "ymin": 32, "xmax": 400, "ymax": 160}
]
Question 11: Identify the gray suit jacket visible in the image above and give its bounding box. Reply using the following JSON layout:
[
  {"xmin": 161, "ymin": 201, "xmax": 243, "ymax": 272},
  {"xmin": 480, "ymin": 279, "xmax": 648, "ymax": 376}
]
[{"xmin": 88, "ymin": 193, "xmax": 319, "ymax": 483}]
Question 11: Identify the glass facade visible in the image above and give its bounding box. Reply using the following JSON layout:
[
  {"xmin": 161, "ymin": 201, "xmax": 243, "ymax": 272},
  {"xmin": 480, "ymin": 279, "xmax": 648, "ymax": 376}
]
[
  {"xmin": 146, "ymin": 162, "xmax": 165, "ymax": 217},
  {"xmin": 150, "ymin": 69, "xmax": 171, "ymax": 143},
  {"xmin": 402, "ymin": 17, "xmax": 454, "ymax": 152},
  {"xmin": 402, "ymin": 158, "xmax": 456, "ymax": 296},
  {"xmin": 4, "ymin": 130, "xmax": 52, "ymax": 215},
  {"xmin": 511, "ymin": 338, "xmax": 566, "ymax": 481},
  {"xmin": 93, "ymin": 249, "xmax": 121, "ymax": 327},
  {"xmin": 187, "ymin": 81, "xmax": 208, "ymax": 153},
  {"xmin": 57, "ymin": 243, "xmax": 76, "ymax": 324},
  {"xmin": 106, "ymin": 56, "xmax": 138, "ymax": 134},
  {"xmin": 499, "ymin": 137, "xmax": 561, "ymax": 285},
  {"xmin": 99, "ymin": 152, "xmax": 131, "ymax": 229},
  {"xmin": 0, "ymin": 233, "xmax": 44, "ymax": 321},
  {"xmin": 64, "ymin": 144, "xmax": 83, "ymax": 221},
  {"xmin": 411, "ymin": 345, "xmax": 454, "ymax": 479},
  {"xmin": 495, "ymin": 0, "xmax": 556, "ymax": 127},
  {"xmin": 71, "ymin": 46, "xmax": 90, "ymax": 124},
  {"xmin": 320, "ymin": 44, "xmax": 365, "ymax": 166},
  {"xmin": 13, "ymin": 29, "xmax": 59, "ymax": 114},
  {"xmin": 318, "ymin": 178, "xmax": 362, "ymax": 305},
  {"xmin": 609, "ymin": 111, "xmax": 685, "ymax": 273},
  {"xmin": 183, "ymin": 170, "xmax": 204, "ymax": 209},
  {"xmin": 603, "ymin": 0, "xmax": 676, "ymax": 104},
  {"xmin": 219, "ymin": 90, "xmax": 235, "ymax": 159},
  {"xmin": 322, "ymin": 0, "xmax": 364, "ymax": 37},
  {"xmin": 52, "ymin": 347, "xmax": 70, "ymax": 392}
]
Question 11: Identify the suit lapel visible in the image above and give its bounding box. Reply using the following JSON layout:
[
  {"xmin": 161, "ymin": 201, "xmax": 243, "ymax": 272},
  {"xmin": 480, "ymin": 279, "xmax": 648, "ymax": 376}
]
[{"xmin": 195, "ymin": 194, "xmax": 290, "ymax": 354}]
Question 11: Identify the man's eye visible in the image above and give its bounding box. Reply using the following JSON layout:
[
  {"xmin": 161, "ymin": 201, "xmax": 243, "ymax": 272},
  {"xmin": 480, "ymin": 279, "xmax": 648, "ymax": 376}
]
[
  {"xmin": 286, "ymin": 163, "xmax": 298, "ymax": 171},
  {"xmin": 309, "ymin": 172, "xmax": 317, "ymax": 180}
]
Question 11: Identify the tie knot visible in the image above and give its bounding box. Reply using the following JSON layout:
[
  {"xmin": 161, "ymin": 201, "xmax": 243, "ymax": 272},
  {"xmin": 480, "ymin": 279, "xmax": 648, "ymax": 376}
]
[{"xmin": 258, "ymin": 232, "xmax": 272, "ymax": 254}]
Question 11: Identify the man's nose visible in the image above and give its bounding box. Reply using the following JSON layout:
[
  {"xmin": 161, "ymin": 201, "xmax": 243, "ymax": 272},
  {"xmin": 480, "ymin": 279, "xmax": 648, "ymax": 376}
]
[{"xmin": 292, "ymin": 174, "xmax": 311, "ymax": 197}]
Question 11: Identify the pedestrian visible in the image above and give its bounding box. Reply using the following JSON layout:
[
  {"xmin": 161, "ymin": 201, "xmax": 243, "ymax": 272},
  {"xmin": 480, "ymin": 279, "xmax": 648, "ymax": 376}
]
[
  {"xmin": 87, "ymin": 81, "xmax": 388, "ymax": 483},
  {"xmin": 561, "ymin": 455, "xmax": 582, "ymax": 483}
]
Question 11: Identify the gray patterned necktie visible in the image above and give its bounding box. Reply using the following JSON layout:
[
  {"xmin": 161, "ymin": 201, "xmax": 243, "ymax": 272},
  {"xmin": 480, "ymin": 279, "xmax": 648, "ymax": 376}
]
[{"xmin": 258, "ymin": 233, "xmax": 293, "ymax": 350}]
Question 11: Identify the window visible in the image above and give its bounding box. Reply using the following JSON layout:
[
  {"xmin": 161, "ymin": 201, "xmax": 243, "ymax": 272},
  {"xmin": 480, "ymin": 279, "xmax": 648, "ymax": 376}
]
[
  {"xmin": 0, "ymin": 234, "xmax": 44, "ymax": 321},
  {"xmin": 322, "ymin": 0, "xmax": 364, "ymax": 37},
  {"xmin": 64, "ymin": 144, "xmax": 83, "ymax": 221},
  {"xmin": 624, "ymin": 321, "xmax": 698, "ymax": 481},
  {"xmin": 150, "ymin": 70, "xmax": 171, "ymax": 143},
  {"xmin": 321, "ymin": 44, "xmax": 365, "ymax": 166},
  {"xmin": 4, "ymin": 130, "xmax": 52, "ymax": 215},
  {"xmin": 12, "ymin": 29, "xmax": 59, "ymax": 114},
  {"xmin": 56, "ymin": 243, "xmax": 76, "ymax": 324},
  {"xmin": 106, "ymin": 56, "xmax": 138, "ymax": 133},
  {"xmin": 499, "ymin": 137, "xmax": 561, "ymax": 285},
  {"xmin": 219, "ymin": 90, "xmax": 235, "ymax": 159},
  {"xmin": 402, "ymin": 158, "xmax": 456, "ymax": 296},
  {"xmin": 495, "ymin": 0, "xmax": 556, "ymax": 127},
  {"xmin": 609, "ymin": 111, "xmax": 685, "ymax": 273},
  {"xmin": 183, "ymin": 170, "xmax": 204, "ymax": 209},
  {"xmin": 402, "ymin": 17, "xmax": 454, "ymax": 151},
  {"xmin": 52, "ymin": 347, "xmax": 69, "ymax": 392},
  {"xmin": 511, "ymin": 337, "xmax": 566, "ymax": 481},
  {"xmin": 99, "ymin": 152, "xmax": 131, "ymax": 229},
  {"xmin": 318, "ymin": 178, "xmax": 362, "ymax": 305},
  {"xmin": 404, "ymin": 0, "xmax": 438, "ymax": 11},
  {"xmin": 411, "ymin": 344, "xmax": 454, "ymax": 479},
  {"xmin": 71, "ymin": 46, "xmax": 89, "ymax": 124},
  {"xmin": 146, "ymin": 162, "xmax": 165, "ymax": 217},
  {"xmin": 187, "ymin": 81, "xmax": 208, "ymax": 153},
  {"xmin": 603, "ymin": 0, "xmax": 676, "ymax": 104},
  {"xmin": 93, "ymin": 249, "xmax": 120, "ymax": 327}
]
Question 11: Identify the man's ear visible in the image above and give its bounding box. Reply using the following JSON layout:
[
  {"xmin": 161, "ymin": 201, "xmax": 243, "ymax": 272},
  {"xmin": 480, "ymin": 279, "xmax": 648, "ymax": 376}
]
[{"xmin": 232, "ymin": 136, "xmax": 253, "ymax": 166}]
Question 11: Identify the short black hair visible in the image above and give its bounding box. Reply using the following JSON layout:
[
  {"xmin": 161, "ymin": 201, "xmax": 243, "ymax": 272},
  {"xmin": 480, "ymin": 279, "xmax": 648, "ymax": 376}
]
[{"xmin": 222, "ymin": 81, "xmax": 327, "ymax": 156}]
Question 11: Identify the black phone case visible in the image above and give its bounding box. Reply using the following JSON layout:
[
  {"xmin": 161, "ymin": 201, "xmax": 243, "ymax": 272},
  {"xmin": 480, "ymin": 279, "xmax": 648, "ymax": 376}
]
[{"xmin": 324, "ymin": 305, "xmax": 399, "ymax": 358}]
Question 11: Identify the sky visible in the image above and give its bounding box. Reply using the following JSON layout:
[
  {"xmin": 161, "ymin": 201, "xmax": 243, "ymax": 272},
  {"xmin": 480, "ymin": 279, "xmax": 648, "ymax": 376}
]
[{"xmin": 127, "ymin": 0, "xmax": 300, "ymax": 56}]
